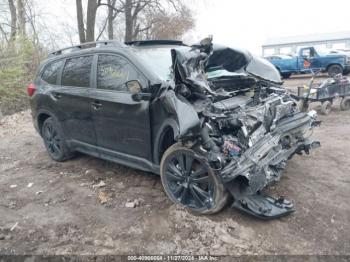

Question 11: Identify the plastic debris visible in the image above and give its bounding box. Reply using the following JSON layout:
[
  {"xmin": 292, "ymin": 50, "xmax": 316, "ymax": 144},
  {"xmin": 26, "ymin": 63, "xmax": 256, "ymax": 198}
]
[{"xmin": 10, "ymin": 222, "xmax": 18, "ymax": 231}]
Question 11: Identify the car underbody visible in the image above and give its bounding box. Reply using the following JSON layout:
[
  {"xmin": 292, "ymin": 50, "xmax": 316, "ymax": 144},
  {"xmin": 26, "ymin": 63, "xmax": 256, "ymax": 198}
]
[{"xmin": 159, "ymin": 38, "xmax": 320, "ymax": 219}]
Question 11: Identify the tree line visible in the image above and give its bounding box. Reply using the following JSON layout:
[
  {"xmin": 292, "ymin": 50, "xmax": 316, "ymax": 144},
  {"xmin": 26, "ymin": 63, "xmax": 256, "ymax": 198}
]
[
  {"xmin": 0, "ymin": 0, "xmax": 194, "ymax": 46},
  {"xmin": 0, "ymin": 0, "xmax": 195, "ymax": 114}
]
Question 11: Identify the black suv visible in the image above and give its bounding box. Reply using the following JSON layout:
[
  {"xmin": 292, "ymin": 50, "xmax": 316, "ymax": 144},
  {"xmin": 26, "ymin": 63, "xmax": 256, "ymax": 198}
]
[{"xmin": 29, "ymin": 39, "xmax": 319, "ymax": 218}]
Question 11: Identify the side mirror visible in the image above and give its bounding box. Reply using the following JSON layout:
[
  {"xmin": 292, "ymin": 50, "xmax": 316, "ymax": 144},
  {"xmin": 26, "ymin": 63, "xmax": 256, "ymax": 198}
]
[
  {"xmin": 126, "ymin": 80, "xmax": 142, "ymax": 94},
  {"xmin": 126, "ymin": 80, "xmax": 152, "ymax": 101},
  {"xmin": 131, "ymin": 93, "xmax": 152, "ymax": 102}
]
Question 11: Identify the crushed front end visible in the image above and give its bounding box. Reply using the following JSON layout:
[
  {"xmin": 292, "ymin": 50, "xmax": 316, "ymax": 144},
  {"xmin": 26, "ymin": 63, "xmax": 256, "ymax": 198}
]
[{"xmin": 168, "ymin": 38, "xmax": 320, "ymax": 219}]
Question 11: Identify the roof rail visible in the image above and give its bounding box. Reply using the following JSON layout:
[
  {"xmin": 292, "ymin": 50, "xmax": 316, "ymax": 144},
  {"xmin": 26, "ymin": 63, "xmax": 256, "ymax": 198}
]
[
  {"xmin": 49, "ymin": 40, "xmax": 125, "ymax": 57},
  {"xmin": 125, "ymin": 40, "xmax": 186, "ymax": 46}
]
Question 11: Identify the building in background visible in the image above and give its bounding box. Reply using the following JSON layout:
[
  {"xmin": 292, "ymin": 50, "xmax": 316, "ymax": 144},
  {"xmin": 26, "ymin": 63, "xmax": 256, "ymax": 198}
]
[{"xmin": 262, "ymin": 31, "xmax": 350, "ymax": 56}]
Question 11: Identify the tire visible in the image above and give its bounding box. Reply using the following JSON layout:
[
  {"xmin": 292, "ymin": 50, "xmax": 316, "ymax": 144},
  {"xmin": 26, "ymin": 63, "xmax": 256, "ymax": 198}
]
[
  {"xmin": 281, "ymin": 73, "xmax": 291, "ymax": 79},
  {"xmin": 41, "ymin": 117, "xmax": 74, "ymax": 162},
  {"xmin": 160, "ymin": 143, "xmax": 228, "ymax": 215},
  {"xmin": 327, "ymin": 64, "xmax": 343, "ymax": 77},
  {"xmin": 320, "ymin": 100, "xmax": 332, "ymax": 115},
  {"xmin": 340, "ymin": 97, "xmax": 350, "ymax": 111}
]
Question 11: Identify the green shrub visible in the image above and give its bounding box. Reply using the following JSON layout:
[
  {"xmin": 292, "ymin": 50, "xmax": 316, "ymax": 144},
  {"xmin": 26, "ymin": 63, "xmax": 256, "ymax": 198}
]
[{"xmin": 0, "ymin": 37, "xmax": 45, "ymax": 114}]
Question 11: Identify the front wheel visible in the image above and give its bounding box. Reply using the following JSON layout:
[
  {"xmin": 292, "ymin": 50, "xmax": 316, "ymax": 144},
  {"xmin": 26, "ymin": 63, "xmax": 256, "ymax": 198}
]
[{"xmin": 160, "ymin": 143, "xmax": 228, "ymax": 215}]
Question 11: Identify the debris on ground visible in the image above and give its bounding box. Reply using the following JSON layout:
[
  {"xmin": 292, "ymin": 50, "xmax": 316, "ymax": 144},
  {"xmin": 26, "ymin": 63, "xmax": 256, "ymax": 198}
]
[
  {"xmin": 92, "ymin": 180, "xmax": 106, "ymax": 189},
  {"xmin": 27, "ymin": 183, "xmax": 33, "ymax": 188},
  {"xmin": 98, "ymin": 191, "xmax": 108, "ymax": 204},
  {"xmin": 9, "ymin": 185, "xmax": 17, "ymax": 188},
  {"xmin": 125, "ymin": 198, "xmax": 144, "ymax": 208},
  {"xmin": 10, "ymin": 222, "xmax": 18, "ymax": 231},
  {"xmin": 8, "ymin": 201, "xmax": 16, "ymax": 209},
  {"xmin": 125, "ymin": 201, "xmax": 136, "ymax": 208},
  {"xmin": 35, "ymin": 191, "xmax": 43, "ymax": 195},
  {"xmin": 85, "ymin": 169, "xmax": 97, "ymax": 175}
]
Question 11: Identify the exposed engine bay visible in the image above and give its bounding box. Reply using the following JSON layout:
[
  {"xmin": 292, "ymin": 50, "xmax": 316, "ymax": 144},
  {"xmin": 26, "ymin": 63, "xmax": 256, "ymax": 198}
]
[{"xmin": 160, "ymin": 37, "xmax": 320, "ymax": 219}]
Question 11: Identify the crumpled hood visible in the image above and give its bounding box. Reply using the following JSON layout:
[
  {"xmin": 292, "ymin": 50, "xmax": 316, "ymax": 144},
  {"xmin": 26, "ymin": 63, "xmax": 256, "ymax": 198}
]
[{"xmin": 171, "ymin": 42, "xmax": 282, "ymax": 91}]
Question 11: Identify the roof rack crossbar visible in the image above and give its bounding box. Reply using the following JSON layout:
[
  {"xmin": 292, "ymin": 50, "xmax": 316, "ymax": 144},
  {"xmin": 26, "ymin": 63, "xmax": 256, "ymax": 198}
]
[{"xmin": 49, "ymin": 40, "xmax": 124, "ymax": 56}]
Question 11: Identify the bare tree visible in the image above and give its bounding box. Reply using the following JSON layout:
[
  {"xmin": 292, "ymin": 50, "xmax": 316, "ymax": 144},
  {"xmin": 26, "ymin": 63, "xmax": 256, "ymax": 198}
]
[
  {"xmin": 76, "ymin": 0, "xmax": 86, "ymax": 43},
  {"xmin": 144, "ymin": 4, "xmax": 194, "ymax": 40},
  {"xmin": 16, "ymin": 0, "xmax": 25, "ymax": 36},
  {"xmin": 8, "ymin": 0, "xmax": 17, "ymax": 41},
  {"xmin": 85, "ymin": 0, "xmax": 99, "ymax": 42},
  {"xmin": 123, "ymin": 0, "xmax": 183, "ymax": 42},
  {"xmin": 76, "ymin": 0, "xmax": 124, "ymax": 43}
]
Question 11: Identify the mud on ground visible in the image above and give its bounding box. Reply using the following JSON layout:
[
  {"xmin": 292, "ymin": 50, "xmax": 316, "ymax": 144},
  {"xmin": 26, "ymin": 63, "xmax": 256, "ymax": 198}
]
[{"xmin": 0, "ymin": 76, "xmax": 349, "ymax": 255}]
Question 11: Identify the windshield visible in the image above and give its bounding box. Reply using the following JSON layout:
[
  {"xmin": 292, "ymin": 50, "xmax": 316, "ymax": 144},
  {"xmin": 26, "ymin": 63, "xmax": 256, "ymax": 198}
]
[{"xmin": 132, "ymin": 45, "xmax": 191, "ymax": 81}]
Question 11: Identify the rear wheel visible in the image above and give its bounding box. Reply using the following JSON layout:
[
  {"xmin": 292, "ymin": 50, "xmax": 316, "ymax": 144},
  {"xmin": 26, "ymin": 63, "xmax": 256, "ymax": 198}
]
[
  {"xmin": 160, "ymin": 143, "xmax": 228, "ymax": 214},
  {"xmin": 327, "ymin": 64, "xmax": 343, "ymax": 77},
  {"xmin": 320, "ymin": 100, "xmax": 332, "ymax": 115},
  {"xmin": 340, "ymin": 97, "xmax": 350, "ymax": 111},
  {"xmin": 281, "ymin": 73, "xmax": 291, "ymax": 79},
  {"xmin": 42, "ymin": 117, "xmax": 73, "ymax": 161}
]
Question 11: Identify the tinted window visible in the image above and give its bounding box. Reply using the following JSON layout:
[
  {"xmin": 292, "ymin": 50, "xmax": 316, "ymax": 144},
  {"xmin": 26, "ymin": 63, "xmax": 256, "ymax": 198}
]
[
  {"xmin": 41, "ymin": 60, "xmax": 63, "ymax": 85},
  {"xmin": 62, "ymin": 56, "xmax": 93, "ymax": 87},
  {"xmin": 97, "ymin": 55, "xmax": 140, "ymax": 91}
]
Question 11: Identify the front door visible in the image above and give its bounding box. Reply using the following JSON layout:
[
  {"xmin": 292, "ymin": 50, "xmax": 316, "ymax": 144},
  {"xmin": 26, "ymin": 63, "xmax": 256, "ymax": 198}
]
[{"xmin": 90, "ymin": 54, "xmax": 152, "ymax": 161}]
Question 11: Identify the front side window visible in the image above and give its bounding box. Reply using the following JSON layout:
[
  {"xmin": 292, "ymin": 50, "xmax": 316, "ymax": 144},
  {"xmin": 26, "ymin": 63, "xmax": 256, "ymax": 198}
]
[
  {"xmin": 61, "ymin": 56, "xmax": 93, "ymax": 87},
  {"xmin": 97, "ymin": 54, "xmax": 141, "ymax": 91},
  {"xmin": 41, "ymin": 60, "xmax": 63, "ymax": 85}
]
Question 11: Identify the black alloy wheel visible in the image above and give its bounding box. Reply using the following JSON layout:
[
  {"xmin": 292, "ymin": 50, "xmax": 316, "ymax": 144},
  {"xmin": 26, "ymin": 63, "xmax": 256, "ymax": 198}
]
[
  {"xmin": 160, "ymin": 144, "xmax": 228, "ymax": 214},
  {"xmin": 42, "ymin": 117, "xmax": 73, "ymax": 161}
]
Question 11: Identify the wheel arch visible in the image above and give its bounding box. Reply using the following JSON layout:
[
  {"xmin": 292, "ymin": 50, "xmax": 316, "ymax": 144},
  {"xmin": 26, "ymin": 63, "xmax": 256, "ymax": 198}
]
[
  {"xmin": 153, "ymin": 118, "xmax": 179, "ymax": 164},
  {"xmin": 37, "ymin": 110, "xmax": 54, "ymax": 136},
  {"xmin": 326, "ymin": 63, "xmax": 343, "ymax": 72}
]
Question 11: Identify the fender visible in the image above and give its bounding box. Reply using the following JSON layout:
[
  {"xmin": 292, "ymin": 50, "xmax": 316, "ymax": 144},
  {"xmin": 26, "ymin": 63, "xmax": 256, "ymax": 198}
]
[{"xmin": 159, "ymin": 90, "xmax": 200, "ymax": 139}]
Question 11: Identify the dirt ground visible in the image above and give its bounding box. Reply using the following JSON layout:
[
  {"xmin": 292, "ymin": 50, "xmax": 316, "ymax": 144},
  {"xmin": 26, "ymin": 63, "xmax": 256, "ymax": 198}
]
[{"xmin": 0, "ymin": 75, "xmax": 349, "ymax": 256}]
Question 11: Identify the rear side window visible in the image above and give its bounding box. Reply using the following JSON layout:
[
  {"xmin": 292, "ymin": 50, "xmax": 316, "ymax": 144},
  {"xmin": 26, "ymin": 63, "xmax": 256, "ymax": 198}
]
[
  {"xmin": 97, "ymin": 55, "xmax": 140, "ymax": 91},
  {"xmin": 41, "ymin": 60, "xmax": 63, "ymax": 85},
  {"xmin": 62, "ymin": 56, "xmax": 93, "ymax": 87}
]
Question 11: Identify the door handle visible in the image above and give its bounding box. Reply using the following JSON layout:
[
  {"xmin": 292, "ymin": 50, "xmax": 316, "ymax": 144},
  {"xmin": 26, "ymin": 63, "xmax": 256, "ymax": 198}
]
[{"xmin": 91, "ymin": 101, "xmax": 102, "ymax": 110}]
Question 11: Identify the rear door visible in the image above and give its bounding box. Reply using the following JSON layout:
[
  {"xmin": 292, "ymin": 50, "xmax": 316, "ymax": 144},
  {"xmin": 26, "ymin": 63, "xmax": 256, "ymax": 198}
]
[
  {"xmin": 90, "ymin": 53, "xmax": 152, "ymax": 161},
  {"xmin": 55, "ymin": 55, "xmax": 96, "ymax": 146}
]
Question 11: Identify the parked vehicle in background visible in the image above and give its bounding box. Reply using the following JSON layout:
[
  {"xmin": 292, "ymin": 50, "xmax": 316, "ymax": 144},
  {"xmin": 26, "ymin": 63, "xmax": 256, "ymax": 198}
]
[
  {"xmin": 294, "ymin": 71, "xmax": 350, "ymax": 115},
  {"xmin": 265, "ymin": 47, "xmax": 350, "ymax": 78}
]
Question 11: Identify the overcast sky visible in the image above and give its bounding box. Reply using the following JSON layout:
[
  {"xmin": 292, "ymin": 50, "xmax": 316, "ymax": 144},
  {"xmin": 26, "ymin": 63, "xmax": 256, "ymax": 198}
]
[
  {"xmin": 38, "ymin": 0, "xmax": 350, "ymax": 55},
  {"xmin": 189, "ymin": 0, "xmax": 350, "ymax": 54}
]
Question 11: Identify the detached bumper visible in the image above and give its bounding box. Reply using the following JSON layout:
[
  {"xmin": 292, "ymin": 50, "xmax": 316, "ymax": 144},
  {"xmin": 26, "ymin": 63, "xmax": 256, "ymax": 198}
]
[
  {"xmin": 219, "ymin": 112, "xmax": 320, "ymax": 219},
  {"xmin": 232, "ymin": 193, "xmax": 295, "ymax": 219}
]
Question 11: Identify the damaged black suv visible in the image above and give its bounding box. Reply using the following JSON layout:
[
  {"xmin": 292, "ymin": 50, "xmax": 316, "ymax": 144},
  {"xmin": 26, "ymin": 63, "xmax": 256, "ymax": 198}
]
[{"xmin": 29, "ymin": 38, "xmax": 320, "ymax": 219}]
